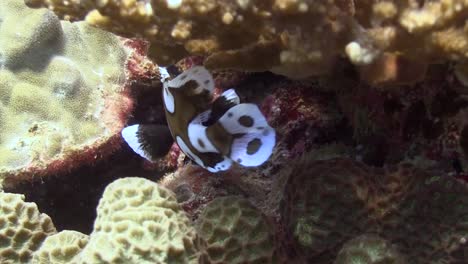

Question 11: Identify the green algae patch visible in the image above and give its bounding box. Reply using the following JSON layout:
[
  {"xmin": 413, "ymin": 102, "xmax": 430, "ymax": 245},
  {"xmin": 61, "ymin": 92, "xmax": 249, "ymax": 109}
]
[{"xmin": 0, "ymin": 0, "xmax": 132, "ymax": 186}]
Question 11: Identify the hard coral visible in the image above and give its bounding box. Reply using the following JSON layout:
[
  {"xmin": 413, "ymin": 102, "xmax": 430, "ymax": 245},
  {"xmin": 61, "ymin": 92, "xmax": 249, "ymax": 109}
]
[
  {"xmin": 24, "ymin": 0, "xmax": 352, "ymax": 77},
  {"xmin": 334, "ymin": 234, "xmax": 406, "ymax": 264},
  {"xmin": 32, "ymin": 230, "xmax": 89, "ymax": 264},
  {"xmin": 333, "ymin": 63, "xmax": 468, "ymax": 170},
  {"xmin": 25, "ymin": 0, "xmax": 468, "ymax": 84},
  {"xmin": 262, "ymin": 82, "xmax": 343, "ymax": 159},
  {"xmin": 159, "ymin": 165, "xmax": 228, "ymax": 220},
  {"xmin": 74, "ymin": 177, "xmax": 201, "ymax": 264},
  {"xmin": 349, "ymin": 0, "xmax": 468, "ymax": 85},
  {"xmin": 0, "ymin": 0, "xmax": 144, "ymax": 189},
  {"xmin": 0, "ymin": 191, "xmax": 56, "ymax": 263},
  {"xmin": 196, "ymin": 196, "xmax": 277, "ymax": 264},
  {"xmin": 280, "ymin": 155, "xmax": 468, "ymax": 263}
]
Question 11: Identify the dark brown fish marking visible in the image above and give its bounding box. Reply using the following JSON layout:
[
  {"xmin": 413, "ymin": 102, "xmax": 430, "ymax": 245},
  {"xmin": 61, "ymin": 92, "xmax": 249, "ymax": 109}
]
[
  {"xmin": 206, "ymin": 122, "xmax": 233, "ymax": 157},
  {"xmin": 246, "ymin": 138, "xmax": 262, "ymax": 155},
  {"xmin": 238, "ymin": 115, "xmax": 254, "ymax": 127},
  {"xmin": 165, "ymin": 76, "xmax": 223, "ymax": 169},
  {"xmin": 198, "ymin": 138, "xmax": 206, "ymax": 149}
]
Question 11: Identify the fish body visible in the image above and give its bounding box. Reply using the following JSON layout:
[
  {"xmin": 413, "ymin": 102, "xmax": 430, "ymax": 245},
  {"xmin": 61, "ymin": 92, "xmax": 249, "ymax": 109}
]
[{"xmin": 122, "ymin": 66, "xmax": 276, "ymax": 172}]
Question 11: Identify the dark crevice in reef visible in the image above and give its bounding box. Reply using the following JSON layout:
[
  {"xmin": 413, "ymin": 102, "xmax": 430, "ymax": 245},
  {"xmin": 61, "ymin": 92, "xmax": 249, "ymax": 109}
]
[{"xmin": 4, "ymin": 146, "xmax": 165, "ymax": 234}]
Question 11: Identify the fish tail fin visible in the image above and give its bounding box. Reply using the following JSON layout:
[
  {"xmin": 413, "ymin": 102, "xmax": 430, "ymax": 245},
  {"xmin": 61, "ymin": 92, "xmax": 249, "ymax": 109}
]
[{"xmin": 121, "ymin": 124, "xmax": 174, "ymax": 161}]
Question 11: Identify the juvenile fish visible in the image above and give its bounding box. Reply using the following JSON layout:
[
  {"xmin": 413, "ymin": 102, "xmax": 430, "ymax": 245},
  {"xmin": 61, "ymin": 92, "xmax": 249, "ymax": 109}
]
[{"xmin": 122, "ymin": 66, "xmax": 276, "ymax": 172}]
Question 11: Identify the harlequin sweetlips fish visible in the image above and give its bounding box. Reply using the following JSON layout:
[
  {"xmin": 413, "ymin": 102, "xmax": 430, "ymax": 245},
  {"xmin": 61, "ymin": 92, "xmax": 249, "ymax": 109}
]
[{"xmin": 122, "ymin": 66, "xmax": 276, "ymax": 172}]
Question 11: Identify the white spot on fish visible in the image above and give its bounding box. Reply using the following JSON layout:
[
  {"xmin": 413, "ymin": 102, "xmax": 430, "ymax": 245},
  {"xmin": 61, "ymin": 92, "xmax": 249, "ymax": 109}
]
[
  {"xmin": 163, "ymin": 84, "xmax": 175, "ymax": 113},
  {"xmin": 218, "ymin": 104, "xmax": 275, "ymax": 166},
  {"xmin": 188, "ymin": 123, "xmax": 218, "ymax": 153},
  {"xmin": 176, "ymin": 136, "xmax": 205, "ymax": 168},
  {"xmin": 208, "ymin": 157, "xmax": 232, "ymax": 172},
  {"xmin": 188, "ymin": 110, "xmax": 218, "ymax": 153}
]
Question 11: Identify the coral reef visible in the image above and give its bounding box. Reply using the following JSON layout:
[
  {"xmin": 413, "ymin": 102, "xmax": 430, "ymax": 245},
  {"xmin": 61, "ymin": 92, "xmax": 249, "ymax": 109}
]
[
  {"xmin": 0, "ymin": 0, "xmax": 134, "ymax": 188},
  {"xmin": 159, "ymin": 165, "xmax": 231, "ymax": 219},
  {"xmin": 280, "ymin": 156, "xmax": 468, "ymax": 263},
  {"xmin": 0, "ymin": 191, "xmax": 56, "ymax": 263},
  {"xmin": 32, "ymin": 230, "xmax": 89, "ymax": 264},
  {"xmin": 335, "ymin": 64, "xmax": 468, "ymax": 171},
  {"xmin": 24, "ymin": 0, "xmax": 468, "ymax": 84},
  {"xmin": 74, "ymin": 177, "xmax": 201, "ymax": 264},
  {"xmin": 195, "ymin": 196, "xmax": 277, "ymax": 264},
  {"xmin": 2, "ymin": 1, "xmax": 468, "ymax": 264},
  {"xmin": 334, "ymin": 234, "xmax": 406, "ymax": 264}
]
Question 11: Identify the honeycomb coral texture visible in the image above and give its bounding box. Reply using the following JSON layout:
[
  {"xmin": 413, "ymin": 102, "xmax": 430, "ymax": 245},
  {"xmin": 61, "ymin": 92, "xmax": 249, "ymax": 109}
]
[
  {"xmin": 334, "ymin": 234, "xmax": 406, "ymax": 264},
  {"xmin": 196, "ymin": 196, "xmax": 276, "ymax": 264},
  {"xmin": 0, "ymin": 192, "xmax": 56, "ymax": 263},
  {"xmin": 74, "ymin": 177, "xmax": 201, "ymax": 264},
  {"xmin": 32, "ymin": 230, "xmax": 89, "ymax": 264}
]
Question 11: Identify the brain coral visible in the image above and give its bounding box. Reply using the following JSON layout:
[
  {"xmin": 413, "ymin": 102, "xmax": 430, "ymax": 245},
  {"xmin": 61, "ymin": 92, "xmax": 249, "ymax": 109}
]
[
  {"xmin": 281, "ymin": 156, "xmax": 468, "ymax": 263},
  {"xmin": 0, "ymin": 0, "xmax": 133, "ymax": 187},
  {"xmin": 0, "ymin": 191, "xmax": 56, "ymax": 263},
  {"xmin": 196, "ymin": 196, "xmax": 277, "ymax": 264},
  {"xmin": 334, "ymin": 234, "xmax": 406, "ymax": 264},
  {"xmin": 25, "ymin": 0, "xmax": 468, "ymax": 84},
  {"xmin": 32, "ymin": 230, "xmax": 89, "ymax": 264},
  {"xmin": 74, "ymin": 177, "xmax": 201, "ymax": 264}
]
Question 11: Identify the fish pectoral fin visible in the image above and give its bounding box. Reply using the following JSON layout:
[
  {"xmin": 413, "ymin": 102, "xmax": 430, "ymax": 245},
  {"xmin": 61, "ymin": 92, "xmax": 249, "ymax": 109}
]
[
  {"xmin": 158, "ymin": 66, "xmax": 171, "ymax": 82},
  {"xmin": 190, "ymin": 109, "xmax": 212, "ymax": 125},
  {"xmin": 218, "ymin": 88, "xmax": 240, "ymax": 105},
  {"xmin": 217, "ymin": 103, "xmax": 276, "ymax": 167},
  {"xmin": 229, "ymin": 129, "xmax": 276, "ymax": 167},
  {"xmin": 189, "ymin": 88, "xmax": 240, "ymax": 127},
  {"xmin": 121, "ymin": 124, "xmax": 174, "ymax": 161},
  {"xmin": 202, "ymin": 89, "xmax": 240, "ymax": 126}
]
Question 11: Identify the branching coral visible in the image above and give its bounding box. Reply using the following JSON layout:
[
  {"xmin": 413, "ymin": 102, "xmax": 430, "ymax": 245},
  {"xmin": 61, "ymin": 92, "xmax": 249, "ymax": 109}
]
[
  {"xmin": 24, "ymin": 0, "xmax": 468, "ymax": 84},
  {"xmin": 21, "ymin": 0, "xmax": 351, "ymax": 77}
]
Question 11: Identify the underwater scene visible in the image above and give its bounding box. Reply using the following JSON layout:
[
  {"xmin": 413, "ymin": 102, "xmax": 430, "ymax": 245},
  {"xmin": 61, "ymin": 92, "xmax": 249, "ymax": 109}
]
[{"xmin": 0, "ymin": 0, "xmax": 468, "ymax": 263}]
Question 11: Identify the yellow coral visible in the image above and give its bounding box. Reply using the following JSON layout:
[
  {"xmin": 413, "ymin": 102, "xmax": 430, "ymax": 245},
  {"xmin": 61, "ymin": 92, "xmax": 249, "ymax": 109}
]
[
  {"xmin": 74, "ymin": 177, "xmax": 201, "ymax": 264},
  {"xmin": 32, "ymin": 231, "xmax": 89, "ymax": 264},
  {"xmin": 0, "ymin": 192, "xmax": 56, "ymax": 263}
]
